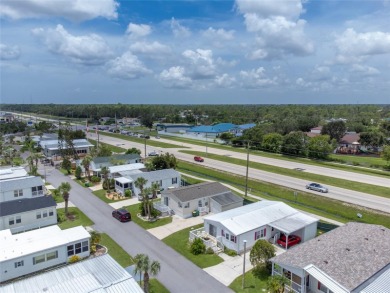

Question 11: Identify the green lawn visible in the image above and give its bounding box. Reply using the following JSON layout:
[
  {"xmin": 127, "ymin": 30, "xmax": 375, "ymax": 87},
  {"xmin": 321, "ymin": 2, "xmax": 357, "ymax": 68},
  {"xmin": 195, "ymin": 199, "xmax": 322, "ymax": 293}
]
[
  {"xmin": 181, "ymin": 174, "xmax": 205, "ymax": 185},
  {"xmin": 229, "ymin": 269, "xmax": 269, "ymax": 293},
  {"xmin": 149, "ymin": 279, "xmax": 170, "ymax": 293},
  {"xmin": 100, "ymin": 233, "xmax": 134, "ymax": 267},
  {"xmin": 57, "ymin": 207, "xmax": 94, "ymax": 229},
  {"xmin": 95, "ymin": 131, "xmax": 184, "ymax": 148},
  {"xmin": 88, "ymin": 138, "xmax": 126, "ymax": 153},
  {"xmin": 162, "ymin": 224, "xmax": 224, "ymax": 268},
  {"xmin": 92, "ymin": 189, "xmax": 130, "ymax": 203},
  {"xmin": 180, "ymin": 150, "xmax": 390, "ymax": 199},
  {"xmin": 125, "ymin": 203, "xmax": 173, "ymax": 229},
  {"xmin": 329, "ymin": 153, "xmax": 387, "ymax": 167},
  {"xmin": 177, "ymin": 161, "xmax": 390, "ymax": 229},
  {"xmin": 51, "ymin": 194, "xmax": 64, "ymax": 203}
]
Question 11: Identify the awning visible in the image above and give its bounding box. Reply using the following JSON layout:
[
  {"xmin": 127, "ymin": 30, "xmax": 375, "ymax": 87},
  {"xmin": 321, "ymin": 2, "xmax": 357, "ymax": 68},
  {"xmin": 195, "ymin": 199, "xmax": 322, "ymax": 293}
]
[{"xmin": 304, "ymin": 264, "xmax": 349, "ymax": 293}]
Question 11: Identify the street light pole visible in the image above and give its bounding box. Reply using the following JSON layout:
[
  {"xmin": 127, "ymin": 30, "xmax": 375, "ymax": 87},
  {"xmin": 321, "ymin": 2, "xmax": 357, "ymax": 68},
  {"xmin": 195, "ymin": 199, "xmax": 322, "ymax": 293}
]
[
  {"xmin": 242, "ymin": 240, "xmax": 247, "ymax": 289},
  {"xmin": 205, "ymin": 133, "xmax": 208, "ymax": 157},
  {"xmin": 244, "ymin": 141, "xmax": 250, "ymax": 197}
]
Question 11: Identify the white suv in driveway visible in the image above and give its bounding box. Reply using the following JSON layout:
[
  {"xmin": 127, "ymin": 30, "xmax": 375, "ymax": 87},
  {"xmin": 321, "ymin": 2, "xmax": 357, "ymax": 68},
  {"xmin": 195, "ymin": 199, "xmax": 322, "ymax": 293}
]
[
  {"xmin": 306, "ymin": 182, "xmax": 329, "ymax": 193},
  {"xmin": 148, "ymin": 151, "xmax": 158, "ymax": 156}
]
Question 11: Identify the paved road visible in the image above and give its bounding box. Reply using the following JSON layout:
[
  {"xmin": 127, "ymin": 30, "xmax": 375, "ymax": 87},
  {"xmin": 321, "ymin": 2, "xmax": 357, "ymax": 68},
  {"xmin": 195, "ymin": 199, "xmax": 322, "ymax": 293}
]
[
  {"xmin": 90, "ymin": 133, "xmax": 390, "ymax": 214},
  {"xmin": 45, "ymin": 165, "xmax": 232, "ymax": 293}
]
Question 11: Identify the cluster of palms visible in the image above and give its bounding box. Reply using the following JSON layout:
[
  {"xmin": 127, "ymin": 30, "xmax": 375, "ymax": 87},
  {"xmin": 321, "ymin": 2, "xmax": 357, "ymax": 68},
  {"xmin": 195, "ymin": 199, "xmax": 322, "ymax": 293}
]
[
  {"xmin": 134, "ymin": 177, "xmax": 160, "ymax": 220},
  {"xmin": 133, "ymin": 254, "xmax": 161, "ymax": 293}
]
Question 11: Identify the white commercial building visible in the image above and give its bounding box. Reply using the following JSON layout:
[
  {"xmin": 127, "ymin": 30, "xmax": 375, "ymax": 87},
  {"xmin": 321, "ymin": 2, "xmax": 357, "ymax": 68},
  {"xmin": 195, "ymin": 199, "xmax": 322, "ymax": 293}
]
[{"xmin": 0, "ymin": 225, "xmax": 90, "ymax": 283}]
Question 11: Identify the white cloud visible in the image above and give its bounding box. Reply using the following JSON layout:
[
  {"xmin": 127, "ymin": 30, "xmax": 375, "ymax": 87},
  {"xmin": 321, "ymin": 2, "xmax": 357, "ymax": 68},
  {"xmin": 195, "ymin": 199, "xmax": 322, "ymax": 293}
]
[
  {"xmin": 311, "ymin": 66, "xmax": 331, "ymax": 81},
  {"xmin": 239, "ymin": 67, "xmax": 277, "ymax": 88},
  {"xmin": 107, "ymin": 51, "xmax": 151, "ymax": 79},
  {"xmin": 126, "ymin": 23, "xmax": 152, "ymax": 38},
  {"xmin": 129, "ymin": 41, "xmax": 171, "ymax": 55},
  {"xmin": 182, "ymin": 49, "xmax": 216, "ymax": 79},
  {"xmin": 170, "ymin": 17, "xmax": 191, "ymax": 38},
  {"xmin": 215, "ymin": 74, "xmax": 236, "ymax": 88},
  {"xmin": 0, "ymin": 0, "xmax": 118, "ymax": 21},
  {"xmin": 32, "ymin": 24, "xmax": 112, "ymax": 65},
  {"xmin": 158, "ymin": 66, "xmax": 192, "ymax": 88},
  {"xmin": 335, "ymin": 28, "xmax": 390, "ymax": 63},
  {"xmin": 202, "ymin": 27, "xmax": 234, "ymax": 41},
  {"xmin": 350, "ymin": 64, "xmax": 380, "ymax": 76},
  {"xmin": 0, "ymin": 43, "xmax": 21, "ymax": 60}
]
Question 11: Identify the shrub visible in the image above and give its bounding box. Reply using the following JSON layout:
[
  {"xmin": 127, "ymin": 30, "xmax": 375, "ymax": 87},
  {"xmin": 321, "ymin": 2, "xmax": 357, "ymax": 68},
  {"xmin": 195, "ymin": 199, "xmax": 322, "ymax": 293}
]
[
  {"xmin": 90, "ymin": 176, "xmax": 101, "ymax": 183},
  {"xmin": 190, "ymin": 238, "xmax": 206, "ymax": 255},
  {"xmin": 57, "ymin": 213, "xmax": 66, "ymax": 223},
  {"xmin": 206, "ymin": 247, "xmax": 214, "ymax": 254},
  {"xmin": 124, "ymin": 189, "xmax": 132, "ymax": 197},
  {"xmin": 68, "ymin": 255, "xmax": 81, "ymax": 264},
  {"xmin": 75, "ymin": 166, "xmax": 82, "ymax": 179},
  {"xmin": 224, "ymin": 247, "xmax": 237, "ymax": 257}
]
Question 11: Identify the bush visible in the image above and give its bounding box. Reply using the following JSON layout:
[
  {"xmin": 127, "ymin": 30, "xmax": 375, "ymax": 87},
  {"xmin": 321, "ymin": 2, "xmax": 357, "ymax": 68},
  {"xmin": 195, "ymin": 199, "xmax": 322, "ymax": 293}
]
[
  {"xmin": 75, "ymin": 166, "xmax": 82, "ymax": 179},
  {"xmin": 90, "ymin": 176, "xmax": 101, "ymax": 183},
  {"xmin": 190, "ymin": 238, "xmax": 206, "ymax": 255},
  {"xmin": 68, "ymin": 255, "xmax": 81, "ymax": 264},
  {"xmin": 124, "ymin": 189, "xmax": 132, "ymax": 197},
  {"xmin": 57, "ymin": 213, "xmax": 66, "ymax": 223},
  {"xmin": 224, "ymin": 247, "xmax": 237, "ymax": 257},
  {"xmin": 206, "ymin": 247, "xmax": 215, "ymax": 254}
]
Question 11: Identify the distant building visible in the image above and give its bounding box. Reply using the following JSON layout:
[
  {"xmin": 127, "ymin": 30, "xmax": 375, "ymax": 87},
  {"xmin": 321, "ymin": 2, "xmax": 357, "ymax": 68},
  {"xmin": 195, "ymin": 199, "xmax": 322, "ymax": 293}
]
[
  {"xmin": 0, "ymin": 112, "xmax": 15, "ymax": 123},
  {"xmin": 156, "ymin": 123, "xmax": 193, "ymax": 133},
  {"xmin": 187, "ymin": 123, "xmax": 255, "ymax": 138},
  {"xmin": 39, "ymin": 139, "xmax": 93, "ymax": 158}
]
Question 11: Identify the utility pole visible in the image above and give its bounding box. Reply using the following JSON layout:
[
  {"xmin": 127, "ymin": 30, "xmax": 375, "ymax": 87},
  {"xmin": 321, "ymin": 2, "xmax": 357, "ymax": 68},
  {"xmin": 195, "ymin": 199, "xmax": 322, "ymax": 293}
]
[
  {"xmin": 144, "ymin": 130, "xmax": 147, "ymax": 159},
  {"xmin": 244, "ymin": 140, "xmax": 250, "ymax": 197},
  {"xmin": 205, "ymin": 133, "xmax": 208, "ymax": 157},
  {"xmin": 242, "ymin": 240, "xmax": 247, "ymax": 289}
]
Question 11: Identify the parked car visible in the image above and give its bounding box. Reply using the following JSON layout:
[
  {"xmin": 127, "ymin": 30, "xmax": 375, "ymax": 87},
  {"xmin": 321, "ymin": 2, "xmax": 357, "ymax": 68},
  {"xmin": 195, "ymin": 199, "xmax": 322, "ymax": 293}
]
[
  {"xmin": 155, "ymin": 136, "xmax": 160, "ymax": 139},
  {"xmin": 112, "ymin": 209, "xmax": 131, "ymax": 222},
  {"xmin": 306, "ymin": 182, "xmax": 328, "ymax": 193},
  {"xmin": 148, "ymin": 151, "xmax": 158, "ymax": 156},
  {"xmin": 145, "ymin": 135, "xmax": 150, "ymax": 139},
  {"xmin": 138, "ymin": 193, "xmax": 156, "ymax": 201},
  {"xmin": 277, "ymin": 234, "xmax": 301, "ymax": 248},
  {"xmin": 194, "ymin": 156, "xmax": 204, "ymax": 162}
]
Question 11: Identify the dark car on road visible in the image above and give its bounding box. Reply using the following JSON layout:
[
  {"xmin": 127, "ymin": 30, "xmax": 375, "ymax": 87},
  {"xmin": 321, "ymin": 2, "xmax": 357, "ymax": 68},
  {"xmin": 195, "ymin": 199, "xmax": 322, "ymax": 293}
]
[
  {"xmin": 277, "ymin": 234, "xmax": 301, "ymax": 248},
  {"xmin": 194, "ymin": 156, "xmax": 204, "ymax": 162},
  {"xmin": 112, "ymin": 209, "xmax": 131, "ymax": 222},
  {"xmin": 306, "ymin": 182, "xmax": 328, "ymax": 193}
]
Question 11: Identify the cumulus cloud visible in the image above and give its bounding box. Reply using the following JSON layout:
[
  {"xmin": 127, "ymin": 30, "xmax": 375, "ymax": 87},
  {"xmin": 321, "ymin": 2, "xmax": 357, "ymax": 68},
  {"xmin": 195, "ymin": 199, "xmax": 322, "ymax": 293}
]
[
  {"xmin": 182, "ymin": 49, "xmax": 216, "ymax": 79},
  {"xmin": 350, "ymin": 64, "xmax": 380, "ymax": 76},
  {"xmin": 107, "ymin": 51, "xmax": 151, "ymax": 79},
  {"xmin": 129, "ymin": 41, "xmax": 171, "ymax": 55},
  {"xmin": 32, "ymin": 24, "xmax": 112, "ymax": 65},
  {"xmin": 170, "ymin": 17, "xmax": 191, "ymax": 38},
  {"xmin": 235, "ymin": 0, "xmax": 313, "ymax": 59},
  {"xmin": 0, "ymin": 0, "xmax": 118, "ymax": 21},
  {"xmin": 126, "ymin": 23, "xmax": 152, "ymax": 38},
  {"xmin": 158, "ymin": 66, "xmax": 192, "ymax": 88},
  {"xmin": 0, "ymin": 43, "xmax": 21, "ymax": 60},
  {"xmin": 335, "ymin": 28, "xmax": 390, "ymax": 63},
  {"xmin": 215, "ymin": 74, "xmax": 236, "ymax": 88},
  {"xmin": 239, "ymin": 67, "xmax": 277, "ymax": 88},
  {"xmin": 202, "ymin": 27, "xmax": 234, "ymax": 40}
]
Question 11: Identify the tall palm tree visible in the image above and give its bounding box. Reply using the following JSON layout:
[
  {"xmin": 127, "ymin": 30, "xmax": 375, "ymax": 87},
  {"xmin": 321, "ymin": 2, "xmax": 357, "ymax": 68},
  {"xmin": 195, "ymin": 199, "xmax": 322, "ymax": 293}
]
[
  {"xmin": 151, "ymin": 182, "xmax": 160, "ymax": 199},
  {"xmin": 101, "ymin": 166, "xmax": 110, "ymax": 192},
  {"xmin": 134, "ymin": 177, "xmax": 147, "ymax": 198},
  {"xmin": 82, "ymin": 155, "xmax": 92, "ymax": 180},
  {"xmin": 143, "ymin": 187, "xmax": 153, "ymax": 219},
  {"xmin": 133, "ymin": 254, "xmax": 161, "ymax": 293},
  {"xmin": 59, "ymin": 182, "xmax": 71, "ymax": 216}
]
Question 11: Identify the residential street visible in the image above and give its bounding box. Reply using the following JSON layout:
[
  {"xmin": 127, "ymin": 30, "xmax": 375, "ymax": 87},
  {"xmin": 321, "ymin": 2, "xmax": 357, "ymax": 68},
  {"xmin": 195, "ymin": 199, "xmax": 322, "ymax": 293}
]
[{"xmin": 44, "ymin": 165, "xmax": 232, "ymax": 293}]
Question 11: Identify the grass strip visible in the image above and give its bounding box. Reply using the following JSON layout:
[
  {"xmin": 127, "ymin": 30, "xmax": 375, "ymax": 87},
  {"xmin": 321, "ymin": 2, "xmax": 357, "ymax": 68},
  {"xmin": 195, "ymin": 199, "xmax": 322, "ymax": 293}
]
[
  {"xmin": 180, "ymin": 150, "xmax": 390, "ymax": 199},
  {"xmin": 162, "ymin": 224, "xmax": 224, "ymax": 268},
  {"xmin": 88, "ymin": 138, "xmax": 126, "ymax": 153},
  {"xmin": 177, "ymin": 161, "xmax": 390, "ymax": 228},
  {"xmin": 124, "ymin": 203, "xmax": 173, "ymax": 229},
  {"xmin": 92, "ymin": 189, "xmax": 129, "ymax": 203},
  {"xmin": 229, "ymin": 268, "xmax": 268, "ymax": 292},
  {"xmin": 57, "ymin": 207, "xmax": 94, "ymax": 229},
  {"xmin": 149, "ymin": 279, "xmax": 170, "ymax": 293},
  {"xmin": 100, "ymin": 233, "xmax": 134, "ymax": 267}
]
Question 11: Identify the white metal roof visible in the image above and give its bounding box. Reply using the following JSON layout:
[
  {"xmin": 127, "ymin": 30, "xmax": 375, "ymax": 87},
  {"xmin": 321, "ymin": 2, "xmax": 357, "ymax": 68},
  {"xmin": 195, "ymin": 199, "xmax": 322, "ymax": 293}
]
[
  {"xmin": 360, "ymin": 266, "xmax": 390, "ymax": 293},
  {"xmin": 304, "ymin": 265, "xmax": 349, "ymax": 293},
  {"xmin": 115, "ymin": 177, "xmax": 133, "ymax": 184},
  {"xmin": 0, "ymin": 176, "xmax": 44, "ymax": 192},
  {"xmin": 204, "ymin": 201, "xmax": 318, "ymax": 235},
  {"xmin": 0, "ymin": 167, "xmax": 28, "ymax": 180},
  {"xmin": 0, "ymin": 254, "xmax": 143, "ymax": 293},
  {"xmin": 109, "ymin": 163, "xmax": 145, "ymax": 174},
  {"xmin": 0, "ymin": 225, "xmax": 90, "ymax": 262}
]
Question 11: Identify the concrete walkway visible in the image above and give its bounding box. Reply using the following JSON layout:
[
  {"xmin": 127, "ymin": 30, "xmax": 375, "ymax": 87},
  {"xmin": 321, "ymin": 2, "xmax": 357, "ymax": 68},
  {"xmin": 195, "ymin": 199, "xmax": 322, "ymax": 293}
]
[
  {"xmin": 89, "ymin": 184, "xmax": 102, "ymax": 191},
  {"xmin": 148, "ymin": 215, "xmax": 206, "ymax": 240},
  {"xmin": 56, "ymin": 201, "xmax": 76, "ymax": 209},
  {"xmin": 109, "ymin": 197, "xmax": 140, "ymax": 209}
]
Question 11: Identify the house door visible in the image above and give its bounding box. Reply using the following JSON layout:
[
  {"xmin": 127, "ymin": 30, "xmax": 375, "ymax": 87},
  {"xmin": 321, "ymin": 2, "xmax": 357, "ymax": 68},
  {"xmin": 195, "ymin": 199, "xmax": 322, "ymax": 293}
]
[
  {"xmin": 209, "ymin": 224, "xmax": 217, "ymax": 237},
  {"xmin": 164, "ymin": 197, "xmax": 169, "ymax": 206}
]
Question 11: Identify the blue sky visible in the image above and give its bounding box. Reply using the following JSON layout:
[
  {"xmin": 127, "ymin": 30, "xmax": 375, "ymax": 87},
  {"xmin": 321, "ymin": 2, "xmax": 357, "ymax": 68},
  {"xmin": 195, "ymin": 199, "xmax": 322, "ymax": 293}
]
[{"xmin": 1, "ymin": 0, "xmax": 389, "ymax": 104}]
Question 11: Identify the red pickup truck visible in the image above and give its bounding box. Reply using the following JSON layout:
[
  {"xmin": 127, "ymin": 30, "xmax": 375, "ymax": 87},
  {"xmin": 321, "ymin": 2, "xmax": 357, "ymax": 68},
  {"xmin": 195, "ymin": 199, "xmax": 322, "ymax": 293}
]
[{"xmin": 277, "ymin": 235, "xmax": 301, "ymax": 248}]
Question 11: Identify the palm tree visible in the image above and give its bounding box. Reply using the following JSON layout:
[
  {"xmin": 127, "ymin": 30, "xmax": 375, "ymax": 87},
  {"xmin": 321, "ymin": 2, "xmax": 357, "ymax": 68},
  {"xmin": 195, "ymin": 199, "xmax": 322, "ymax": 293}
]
[
  {"xmin": 151, "ymin": 182, "xmax": 160, "ymax": 199},
  {"xmin": 59, "ymin": 182, "xmax": 71, "ymax": 216},
  {"xmin": 143, "ymin": 187, "xmax": 153, "ymax": 219},
  {"xmin": 134, "ymin": 177, "xmax": 148, "ymax": 198},
  {"xmin": 82, "ymin": 155, "xmax": 92, "ymax": 180},
  {"xmin": 101, "ymin": 166, "xmax": 110, "ymax": 192},
  {"xmin": 133, "ymin": 254, "xmax": 161, "ymax": 293}
]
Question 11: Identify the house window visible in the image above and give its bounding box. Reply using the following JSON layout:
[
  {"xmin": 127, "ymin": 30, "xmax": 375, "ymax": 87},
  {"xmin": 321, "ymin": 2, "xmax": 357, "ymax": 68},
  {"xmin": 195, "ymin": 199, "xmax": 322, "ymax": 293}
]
[
  {"xmin": 198, "ymin": 200, "xmax": 202, "ymax": 207},
  {"xmin": 67, "ymin": 245, "xmax": 74, "ymax": 256},
  {"xmin": 184, "ymin": 202, "xmax": 190, "ymax": 208},
  {"xmin": 43, "ymin": 210, "xmax": 48, "ymax": 218},
  {"xmin": 255, "ymin": 228, "xmax": 267, "ymax": 240},
  {"xmin": 225, "ymin": 233, "xmax": 230, "ymax": 240},
  {"xmin": 205, "ymin": 201, "xmax": 208, "ymax": 206},
  {"xmin": 46, "ymin": 251, "xmax": 58, "ymax": 261},
  {"xmin": 172, "ymin": 177, "xmax": 178, "ymax": 184},
  {"xmin": 49, "ymin": 210, "xmax": 54, "ymax": 216},
  {"xmin": 178, "ymin": 202, "xmax": 182, "ymax": 208},
  {"xmin": 14, "ymin": 261, "xmax": 24, "ymax": 268},
  {"xmin": 14, "ymin": 189, "xmax": 23, "ymax": 197},
  {"xmin": 36, "ymin": 211, "xmax": 42, "ymax": 219},
  {"xmin": 159, "ymin": 180, "xmax": 162, "ymax": 186},
  {"xmin": 230, "ymin": 235, "xmax": 237, "ymax": 243},
  {"xmin": 16, "ymin": 215, "xmax": 21, "ymax": 224},
  {"xmin": 75, "ymin": 243, "xmax": 82, "ymax": 254},
  {"xmin": 68, "ymin": 241, "xmax": 89, "ymax": 256},
  {"xmin": 82, "ymin": 241, "xmax": 89, "ymax": 252},
  {"xmin": 33, "ymin": 254, "xmax": 46, "ymax": 265},
  {"xmin": 9, "ymin": 217, "xmax": 15, "ymax": 226}
]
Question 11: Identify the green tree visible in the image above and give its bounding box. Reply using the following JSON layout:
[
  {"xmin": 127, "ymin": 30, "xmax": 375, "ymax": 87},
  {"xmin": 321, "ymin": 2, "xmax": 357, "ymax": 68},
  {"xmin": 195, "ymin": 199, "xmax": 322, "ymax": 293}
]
[
  {"xmin": 190, "ymin": 238, "xmax": 206, "ymax": 255},
  {"xmin": 101, "ymin": 166, "xmax": 110, "ymax": 192},
  {"xmin": 219, "ymin": 132, "xmax": 234, "ymax": 144},
  {"xmin": 58, "ymin": 182, "xmax": 71, "ymax": 216},
  {"xmin": 125, "ymin": 147, "xmax": 142, "ymax": 155},
  {"xmin": 97, "ymin": 144, "xmax": 112, "ymax": 157},
  {"xmin": 82, "ymin": 155, "xmax": 92, "ymax": 180},
  {"xmin": 307, "ymin": 135, "xmax": 333, "ymax": 159},
  {"xmin": 62, "ymin": 158, "xmax": 72, "ymax": 174},
  {"xmin": 262, "ymin": 133, "xmax": 283, "ymax": 153},
  {"xmin": 133, "ymin": 254, "xmax": 161, "ymax": 293},
  {"xmin": 89, "ymin": 231, "xmax": 102, "ymax": 253},
  {"xmin": 267, "ymin": 275, "xmax": 290, "ymax": 293},
  {"xmin": 281, "ymin": 131, "xmax": 307, "ymax": 156},
  {"xmin": 359, "ymin": 131, "xmax": 385, "ymax": 149},
  {"xmin": 134, "ymin": 177, "xmax": 148, "ymax": 197},
  {"xmin": 75, "ymin": 166, "xmax": 82, "ymax": 179},
  {"xmin": 321, "ymin": 120, "xmax": 346, "ymax": 141},
  {"xmin": 249, "ymin": 240, "xmax": 276, "ymax": 276},
  {"xmin": 382, "ymin": 145, "xmax": 390, "ymax": 166},
  {"xmin": 150, "ymin": 153, "xmax": 177, "ymax": 170}
]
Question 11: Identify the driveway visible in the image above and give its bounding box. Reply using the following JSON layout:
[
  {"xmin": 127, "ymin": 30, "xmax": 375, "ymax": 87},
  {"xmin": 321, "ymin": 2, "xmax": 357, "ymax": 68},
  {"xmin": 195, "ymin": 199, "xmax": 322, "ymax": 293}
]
[{"xmin": 44, "ymin": 166, "xmax": 232, "ymax": 293}]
